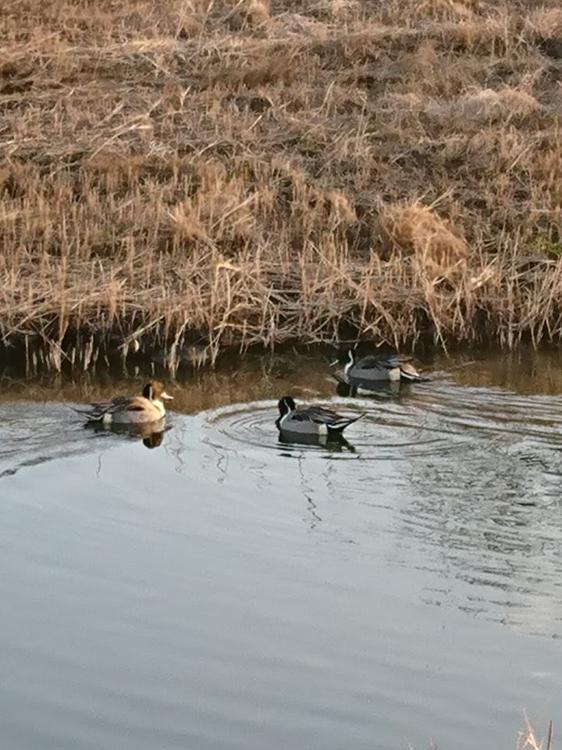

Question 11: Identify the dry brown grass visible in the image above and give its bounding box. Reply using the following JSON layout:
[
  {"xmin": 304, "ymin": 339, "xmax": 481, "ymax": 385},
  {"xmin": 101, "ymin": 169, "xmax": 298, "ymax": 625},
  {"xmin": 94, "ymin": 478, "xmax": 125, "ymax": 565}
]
[{"xmin": 1, "ymin": 0, "xmax": 562, "ymax": 370}]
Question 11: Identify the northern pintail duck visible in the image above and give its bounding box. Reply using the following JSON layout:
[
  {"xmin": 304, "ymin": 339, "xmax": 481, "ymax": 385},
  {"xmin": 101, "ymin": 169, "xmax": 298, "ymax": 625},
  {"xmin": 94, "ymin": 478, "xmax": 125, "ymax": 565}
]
[
  {"xmin": 75, "ymin": 381, "xmax": 173, "ymax": 424},
  {"xmin": 341, "ymin": 350, "xmax": 425, "ymax": 382},
  {"xmin": 276, "ymin": 396, "xmax": 362, "ymax": 436}
]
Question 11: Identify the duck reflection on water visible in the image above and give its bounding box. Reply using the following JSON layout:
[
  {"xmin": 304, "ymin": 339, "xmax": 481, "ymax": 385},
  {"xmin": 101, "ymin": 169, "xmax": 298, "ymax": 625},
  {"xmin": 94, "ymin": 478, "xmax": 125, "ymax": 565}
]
[
  {"xmin": 85, "ymin": 418, "xmax": 171, "ymax": 450},
  {"xmin": 277, "ymin": 429, "xmax": 356, "ymax": 453}
]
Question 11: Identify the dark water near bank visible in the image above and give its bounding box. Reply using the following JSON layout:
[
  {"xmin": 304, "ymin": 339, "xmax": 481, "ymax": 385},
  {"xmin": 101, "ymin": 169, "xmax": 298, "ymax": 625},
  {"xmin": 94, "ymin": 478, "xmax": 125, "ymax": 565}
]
[{"xmin": 1, "ymin": 349, "xmax": 561, "ymax": 749}]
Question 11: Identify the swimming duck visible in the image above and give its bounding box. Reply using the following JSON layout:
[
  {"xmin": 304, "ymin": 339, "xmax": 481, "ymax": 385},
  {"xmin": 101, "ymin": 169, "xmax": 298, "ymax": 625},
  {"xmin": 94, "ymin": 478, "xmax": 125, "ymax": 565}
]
[
  {"xmin": 333, "ymin": 371, "xmax": 400, "ymax": 398},
  {"xmin": 276, "ymin": 396, "xmax": 362, "ymax": 436},
  {"xmin": 341, "ymin": 350, "xmax": 425, "ymax": 382},
  {"xmin": 75, "ymin": 381, "xmax": 173, "ymax": 424}
]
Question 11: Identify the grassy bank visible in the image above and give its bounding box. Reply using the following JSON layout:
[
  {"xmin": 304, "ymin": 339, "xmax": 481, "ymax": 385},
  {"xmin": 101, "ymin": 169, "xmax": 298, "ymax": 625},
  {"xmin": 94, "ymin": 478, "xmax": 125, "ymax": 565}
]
[{"xmin": 1, "ymin": 0, "xmax": 562, "ymax": 370}]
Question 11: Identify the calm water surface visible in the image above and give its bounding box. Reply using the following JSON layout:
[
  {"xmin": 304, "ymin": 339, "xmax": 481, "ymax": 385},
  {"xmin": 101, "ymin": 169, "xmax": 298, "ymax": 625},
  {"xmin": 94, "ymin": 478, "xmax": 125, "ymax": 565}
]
[{"xmin": 1, "ymin": 349, "xmax": 561, "ymax": 749}]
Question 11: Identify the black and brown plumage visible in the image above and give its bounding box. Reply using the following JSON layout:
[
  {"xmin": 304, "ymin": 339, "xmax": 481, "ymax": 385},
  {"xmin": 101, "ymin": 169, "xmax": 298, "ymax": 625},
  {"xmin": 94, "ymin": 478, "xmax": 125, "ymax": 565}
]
[
  {"xmin": 341, "ymin": 350, "xmax": 426, "ymax": 382},
  {"xmin": 74, "ymin": 381, "xmax": 173, "ymax": 424},
  {"xmin": 275, "ymin": 396, "xmax": 362, "ymax": 436}
]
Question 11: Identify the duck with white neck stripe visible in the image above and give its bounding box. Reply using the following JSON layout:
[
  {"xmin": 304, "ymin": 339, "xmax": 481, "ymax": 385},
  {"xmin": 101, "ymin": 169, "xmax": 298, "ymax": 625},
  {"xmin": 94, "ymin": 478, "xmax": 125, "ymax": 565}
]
[{"xmin": 275, "ymin": 395, "xmax": 362, "ymax": 437}]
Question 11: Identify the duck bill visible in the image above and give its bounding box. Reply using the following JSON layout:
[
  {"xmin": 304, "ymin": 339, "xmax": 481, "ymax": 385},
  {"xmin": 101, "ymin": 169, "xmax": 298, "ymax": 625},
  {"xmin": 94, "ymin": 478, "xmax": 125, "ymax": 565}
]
[{"xmin": 161, "ymin": 391, "xmax": 174, "ymax": 401}]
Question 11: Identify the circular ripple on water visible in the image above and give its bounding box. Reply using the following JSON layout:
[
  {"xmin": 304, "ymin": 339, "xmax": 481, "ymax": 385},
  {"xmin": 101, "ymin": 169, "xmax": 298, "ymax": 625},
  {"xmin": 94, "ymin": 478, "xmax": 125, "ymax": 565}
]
[
  {"xmin": 200, "ymin": 396, "xmax": 472, "ymax": 462},
  {"xmin": 408, "ymin": 379, "xmax": 562, "ymax": 450},
  {"xmin": 193, "ymin": 384, "xmax": 562, "ymax": 636},
  {"xmin": 0, "ymin": 402, "xmax": 96, "ymax": 479}
]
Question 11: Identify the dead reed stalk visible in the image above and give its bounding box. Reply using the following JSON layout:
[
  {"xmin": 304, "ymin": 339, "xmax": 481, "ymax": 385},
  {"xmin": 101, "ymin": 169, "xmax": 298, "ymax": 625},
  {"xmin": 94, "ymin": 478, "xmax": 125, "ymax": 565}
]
[{"xmin": 1, "ymin": 0, "xmax": 561, "ymax": 370}]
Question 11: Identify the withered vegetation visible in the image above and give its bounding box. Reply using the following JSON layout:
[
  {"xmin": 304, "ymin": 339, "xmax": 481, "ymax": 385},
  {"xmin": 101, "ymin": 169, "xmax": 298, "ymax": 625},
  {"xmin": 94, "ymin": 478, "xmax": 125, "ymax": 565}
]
[{"xmin": 1, "ymin": 0, "xmax": 562, "ymax": 370}]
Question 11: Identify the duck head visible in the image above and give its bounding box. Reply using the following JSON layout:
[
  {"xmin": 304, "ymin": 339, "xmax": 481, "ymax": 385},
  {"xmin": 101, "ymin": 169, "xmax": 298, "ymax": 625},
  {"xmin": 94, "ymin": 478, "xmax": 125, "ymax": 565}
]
[
  {"xmin": 142, "ymin": 381, "xmax": 174, "ymax": 402},
  {"xmin": 277, "ymin": 395, "xmax": 296, "ymax": 417},
  {"xmin": 330, "ymin": 349, "xmax": 356, "ymax": 367}
]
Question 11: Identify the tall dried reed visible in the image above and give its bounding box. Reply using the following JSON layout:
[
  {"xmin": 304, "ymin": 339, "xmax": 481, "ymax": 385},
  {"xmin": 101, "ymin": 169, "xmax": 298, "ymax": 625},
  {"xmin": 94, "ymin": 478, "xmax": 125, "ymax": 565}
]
[{"xmin": 1, "ymin": 0, "xmax": 561, "ymax": 370}]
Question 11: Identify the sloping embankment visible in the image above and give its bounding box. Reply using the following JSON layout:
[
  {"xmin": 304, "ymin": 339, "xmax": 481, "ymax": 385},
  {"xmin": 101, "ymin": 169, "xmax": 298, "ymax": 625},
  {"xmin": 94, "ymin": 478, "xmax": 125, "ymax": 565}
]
[{"xmin": 1, "ymin": 0, "xmax": 562, "ymax": 370}]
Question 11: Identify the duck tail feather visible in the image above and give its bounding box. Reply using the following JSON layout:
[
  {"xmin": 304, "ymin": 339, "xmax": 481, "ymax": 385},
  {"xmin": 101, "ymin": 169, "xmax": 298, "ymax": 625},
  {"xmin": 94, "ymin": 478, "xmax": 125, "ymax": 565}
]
[
  {"xmin": 69, "ymin": 406, "xmax": 89, "ymax": 415},
  {"xmin": 400, "ymin": 369, "xmax": 428, "ymax": 382},
  {"xmin": 70, "ymin": 406, "xmax": 103, "ymax": 421},
  {"xmin": 328, "ymin": 412, "xmax": 364, "ymax": 432}
]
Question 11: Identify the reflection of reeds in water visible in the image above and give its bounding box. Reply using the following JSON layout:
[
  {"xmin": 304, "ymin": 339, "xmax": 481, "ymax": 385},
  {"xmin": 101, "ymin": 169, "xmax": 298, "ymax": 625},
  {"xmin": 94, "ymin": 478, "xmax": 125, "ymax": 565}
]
[
  {"xmin": 1, "ymin": 1, "xmax": 562, "ymax": 371},
  {"xmin": 516, "ymin": 719, "xmax": 553, "ymax": 750},
  {"xmin": 0, "ymin": 349, "xmax": 366, "ymax": 420}
]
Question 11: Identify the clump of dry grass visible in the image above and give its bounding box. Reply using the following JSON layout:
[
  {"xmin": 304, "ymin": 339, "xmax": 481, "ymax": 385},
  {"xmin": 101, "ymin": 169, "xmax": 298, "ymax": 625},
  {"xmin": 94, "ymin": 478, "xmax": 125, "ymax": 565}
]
[
  {"xmin": 424, "ymin": 87, "xmax": 541, "ymax": 126},
  {"xmin": 378, "ymin": 200, "xmax": 469, "ymax": 278},
  {"xmin": 0, "ymin": 0, "xmax": 561, "ymax": 371}
]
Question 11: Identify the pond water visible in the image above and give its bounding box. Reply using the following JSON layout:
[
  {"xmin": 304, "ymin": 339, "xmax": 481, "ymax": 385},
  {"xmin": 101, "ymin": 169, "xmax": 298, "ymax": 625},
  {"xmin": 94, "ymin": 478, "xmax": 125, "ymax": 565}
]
[{"xmin": 0, "ymin": 348, "xmax": 561, "ymax": 750}]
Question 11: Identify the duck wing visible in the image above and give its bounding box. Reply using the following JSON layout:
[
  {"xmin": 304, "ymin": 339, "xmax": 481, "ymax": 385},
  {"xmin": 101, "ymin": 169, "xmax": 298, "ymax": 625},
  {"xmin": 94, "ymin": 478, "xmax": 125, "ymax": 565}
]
[
  {"xmin": 354, "ymin": 355, "xmax": 393, "ymax": 373},
  {"xmin": 354, "ymin": 354, "xmax": 427, "ymax": 380},
  {"xmin": 387, "ymin": 355, "xmax": 426, "ymax": 380},
  {"xmin": 303, "ymin": 405, "xmax": 343, "ymax": 423},
  {"xmin": 355, "ymin": 354, "xmax": 412, "ymax": 370},
  {"xmin": 300, "ymin": 406, "xmax": 362, "ymax": 431},
  {"xmin": 74, "ymin": 394, "xmax": 134, "ymax": 421},
  {"xmin": 89, "ymin": 395, "xmax": 129, "ymax": 410}
]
